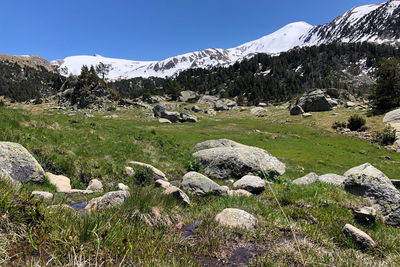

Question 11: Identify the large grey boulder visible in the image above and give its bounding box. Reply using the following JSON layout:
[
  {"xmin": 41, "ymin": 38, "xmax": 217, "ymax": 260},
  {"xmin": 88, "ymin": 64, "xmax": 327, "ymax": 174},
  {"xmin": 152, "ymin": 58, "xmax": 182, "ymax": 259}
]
[
  {"xmin": 250, "ymin": 107, "xmax": 268, "ymax": 117},
  {"xmin": 233, "ymin": 175, "xmax": 266, "ymax": 194},
  {"xmin": 193, "ymin": 139, "xmax": 285, "ymax": 179},
  {"xmin": 344, "ymin": 163, "xmax": 400, "ymax": 226},
  {"xmin": 194, "ymin": 139, "xmax": 241, "ymax": 151},
  {"xmin": 0, "ymin": 142, "xmax": 45, "ymax": 184},
  {"xmin": 85, "ymin": 191, "xmax": 130, "ymax": 212},
  {"xmin": 179, "ymin": 91, "xmax": 198, "ymax": 103},
  {"xmin": 181, "ymin": 172, "xmax": 227, "ymax": 196},
  {"xmin": 214, "ymin": 99, "xmax": 237, "ymax": 111},
  {"xmin": 215, "ymin": 208, "xmax": 257, "ymax": 230},
  {"xmin": 383, "ymin": 108, "xmax": 400, "ymax": 124},
  {"xmin": 296, "ymin": 89, "xmax": 334, "ymax": 112},
  {"xmin": 197, "ymin": 95, "xmax": 219, "ymax": 105}
]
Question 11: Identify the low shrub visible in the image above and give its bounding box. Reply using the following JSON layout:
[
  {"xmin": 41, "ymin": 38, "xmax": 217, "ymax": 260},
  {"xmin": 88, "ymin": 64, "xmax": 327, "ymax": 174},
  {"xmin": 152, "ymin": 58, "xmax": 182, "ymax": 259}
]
[
  {"xmin": 332, "ymin": 121, "xmax": 347, "ymax": 130},
  {"xmin": 373, "ymin": 125, "xmax": 397, "ymax": 146},
  {"xmin": 132, "ymin": 166, "xmax": 154, "ymax": 186},
  {"xmin": 347, "ymin": 114, "xmax": 366, "ymax": 131}
]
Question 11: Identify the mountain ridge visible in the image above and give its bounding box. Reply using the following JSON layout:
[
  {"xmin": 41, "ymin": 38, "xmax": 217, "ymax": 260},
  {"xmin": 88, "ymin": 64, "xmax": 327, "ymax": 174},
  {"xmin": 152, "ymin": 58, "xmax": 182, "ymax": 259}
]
[{"xmin": 52, "ymin": 1, "xmax": 400, "ymax": 80}]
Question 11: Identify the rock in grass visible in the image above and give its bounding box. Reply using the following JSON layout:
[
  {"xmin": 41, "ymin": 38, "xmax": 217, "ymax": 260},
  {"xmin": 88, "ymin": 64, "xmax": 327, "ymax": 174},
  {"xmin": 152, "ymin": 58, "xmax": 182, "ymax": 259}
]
[
  {"xmin": 292, "ymin": 173, "xmax": 319, "ymax": 185},
  {"xmin": 31, "ymin": 191, "xmax": 53, "ymax": 200},
  {"xmin": 46, "ymin": 172, "xmax": 71, "ymax": 192},
  {"xmin": 85, "ymin": 191, "xmax": 130, "ymax": 212},
  {"xmin": 290, "ymin": 105, "xmax": 304, "ymax": 115},
  {"xmin": 233, "ymin": 175, "xmax": 266, "ymax": 194},
  {"xmin": 125, "ymin": 166, "xmax": 135, "ymax": 177},
  {"xmin": 228, "ymin": 189, "xmax": 253, "ymax": 197},
  {"xmin": 118, "ymin": 183, "xmax": 130, "ymax": 191},
  {"xmin": 250, "ymin": 107, "xmax": 268, "ymax": 117},
  {"xmin": 318, "ymin": 174, "xmax": 346, "ymax": 186},
  {"xmin": 353, "ymin": 207, "xmax": 377, "ymax": 225},
  {"xmin": 128, "ymin": 161, "xmax": 167, "ymax": 180},
  {"xmin": 342, "ymin": 224, "xmax": 377, "ymax": 249},
  {"xmin": 155, "ymin": 179, "xmax": 172, "ymax": 189},
  {"xmin": 193, "ymin": 139, "xmax": 286, "ymax": 180},
  {"xmin": 344, "ymin": 163, "xmax": 400, "ymax": 226},
  {"xmin": 159, "ymin": 118, "xmax": 172, "ymax": 124},
  {"xmin": 302, "ymin": 113, "xmax": 312, "ymax": 118},
  {"xmin": 181, "ymin": 172, "xmax": 227, "ymax": 196},
  {"xmin": 215, "ymin": 208, "xmax": 257, "ymax": 230},
  {"xmin": 87, "ymin": 179, "xmax": 103, "ymax": 192},
  {"xmin": 0, "ymin": 142, "xmax": 45, "ymax": 184},
  {"xmin": 163, "ymin": 186, "xmax": 190, "ymax": 206}
]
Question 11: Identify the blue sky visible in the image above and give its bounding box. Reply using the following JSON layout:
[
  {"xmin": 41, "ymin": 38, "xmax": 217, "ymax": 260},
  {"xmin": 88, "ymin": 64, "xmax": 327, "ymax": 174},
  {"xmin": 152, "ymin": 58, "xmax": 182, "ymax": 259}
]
[{"xmin": 0, "ymin": 0, "xmax": 380, "ymax": 61}]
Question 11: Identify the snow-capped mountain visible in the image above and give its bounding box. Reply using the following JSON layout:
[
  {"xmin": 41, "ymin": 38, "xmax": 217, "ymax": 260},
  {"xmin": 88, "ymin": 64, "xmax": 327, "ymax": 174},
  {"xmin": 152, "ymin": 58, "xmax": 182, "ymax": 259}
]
[{"xmin": 52, "ymin": 0, "xmax": 400, "ymax": 80}]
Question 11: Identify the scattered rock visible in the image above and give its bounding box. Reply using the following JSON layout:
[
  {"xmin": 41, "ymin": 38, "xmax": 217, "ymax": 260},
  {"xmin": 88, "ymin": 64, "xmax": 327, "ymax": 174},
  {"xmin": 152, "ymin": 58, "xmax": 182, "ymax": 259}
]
[
  {"xmin": 292, "ymin": 173, "xmax": 319, "ymax": 185},
  {"xmin": 214, "ymin": 99, "xmax": 237, "ymax": 111},
  {"xmin": 153, "ymin": 104, "xmax": 197, "ymax": 123},
  {"xmin": 258, "ymin": 103, "xmax": 267, "ymax": 107},
  {"xmin": 155, "ymin": 179, "xmax": 172, "ymax": 189},
  {"xmin": 85, "ymin": 191, "xmax": 130, "ymax": 212},
  {"xmin": 179, "ymin": 91, "xmax": 199, "ymax": 103},
  {"xmin": 64, "ymin": 189, "xmax": 94, "ymax": 195},
  {"xmin": 125, "ymin": 166, "xmax": 135, "ymax": 177},
  {"xmin": 183, "ymin": 219, "xmax": 203, "ymax": 238},
  {"xmin": 353, "ymin": 207, "xmax": 377, "ymax": 225},
  {"xmin": 180, "ymin": 113, "xmax": 198, "ymax": 122},
  {"xmin": 46, "ymin": 172, "xmax": 71, "ymax": 192},
  {"xmin": 147, "ymin": 95, "xmax": 165, "ymax": 104},
  {"xmin": 118, "ymin": 183, "xmax": 130, "ymax": 191},
  {"xmin": 345, "ymin": 101, "xmax": 355, "ymax": 108},
  {"xmin": 318, "ymin": 173, "xmax": 346, "ymax": 186},
  {"xmin": 193, "ymin": 139, "xmax": 286, "ymax": 180},
  {"xmin": 31, "ymin": 191, "xmax": 53, "ymax": 200},
  {"xmin": 191, "ymin": 105, "xmax": 201, "ymax": 113},
  {"xmin": 297, "ymin": 90, "xmax": 334, "ymax": 112},
  {"xmin": 197, "ymin": 95, "xmax": 219, "ymax": 105},
  {"xmin": 87, "ymin": 179, "xmax": 103, "ymax": 192},
  {"xmin": 0, "ymin": 142, "xmax": 45, "ymax": 184},
  {"xmin": 159, "ymin": 118, "xmax": 172, "ymax": 124},
  {"xmin": 342, "ymin": 224, "xmax": 377, "ymax": 249},
  {"xmin": 250, "ymin": 107, "xmax": 268, "ymax": 117},
  {"xmin": 290, "ymin": 105, "xmax": 304, "ymax": 115},
  {"xmin": 128, "ymin": 161, "xmax": 167, "ymax": 180},
  {"xmin": 302, "ymin": 113, "xmax": 312, "ymax": 118},
  {"xmin": 233, "ymin": 175, "xmax": 266, "ymax": 194},
  {"xmin": 205, "ymin": 109, "xmax": 217, "ymax": 116},
  {"xmin": 228, "ymin": 189, "xmax": 253, "ymax": 197},
  {"xmin": 344, "ymin": 163, "xmax": 400, "ymax": 226},
  {"xmin": 163, "ymin": 186, "xmax": 190, "ymax": 206},
  {"xmin": 181, "ymin": 172, "xmax": 227, "ymax": 196},
  {"xmin": 70, "ymin": 201, "xmax": 88, "ymax": 210},
  {"xmin": 215, "ymin": 208, "xmax": 257, "ymax": 230}
]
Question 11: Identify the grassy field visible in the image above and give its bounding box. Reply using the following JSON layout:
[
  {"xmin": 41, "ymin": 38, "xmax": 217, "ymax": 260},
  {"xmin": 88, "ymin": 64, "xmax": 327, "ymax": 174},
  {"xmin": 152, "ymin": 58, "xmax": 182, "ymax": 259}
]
[{"xmin": 0, "ymin": 103, "xmax": 399, "ymax": 266}]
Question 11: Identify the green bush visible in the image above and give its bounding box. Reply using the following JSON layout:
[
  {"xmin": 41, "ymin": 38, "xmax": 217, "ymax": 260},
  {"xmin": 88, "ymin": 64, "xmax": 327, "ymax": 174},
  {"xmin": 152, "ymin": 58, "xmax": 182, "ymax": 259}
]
[
  {"xmin": 373, "ymin": 125, "xmax": 397, "ymax": 146},
  {"xmin": 332, "ymin": 121, "xmax": 347, "ymax": 130},
  {"xmin": 347, "ymin": 115, "xmax": 366, "ymax": 131}
]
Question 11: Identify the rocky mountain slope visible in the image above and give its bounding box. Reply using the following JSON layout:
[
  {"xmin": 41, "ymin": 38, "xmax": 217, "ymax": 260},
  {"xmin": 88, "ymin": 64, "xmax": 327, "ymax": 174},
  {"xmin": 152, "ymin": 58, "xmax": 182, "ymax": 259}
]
[{"xmin": 52, "ymin": 1, "xmax": 400, "ymax": 80}]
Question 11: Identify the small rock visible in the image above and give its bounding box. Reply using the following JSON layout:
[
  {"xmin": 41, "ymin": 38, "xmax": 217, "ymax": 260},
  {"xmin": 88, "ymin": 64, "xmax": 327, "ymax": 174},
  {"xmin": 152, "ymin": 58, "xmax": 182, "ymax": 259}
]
[
  {"xmin": 345, "ymin": 101, "xmax": 355, "ymax": 108},
  {"xmin": 353, "ymin": 207, "xmax": 377, "ymax": 225},
  {"xmin": 159, "ymin": 118, "xmax": 172, "ymax": 124},
  {"xmin": 163, "ymin": 186, "xmax": 190, "ymax": 206},
  {"xmin": 215, "ymin": 208, "xmax": 257, "ymax": 230},
  {"xmin": 125, "ymin": 166, "xmax": 135, "ymax": 177},
  {"xmin": 318, "ymin": 174, "xmax": 346, "ymax": 186},
  {"xmin": 85, "ymin": 191, "xmax": 130, "ymax": 212},
  {"xmin": 181, "ymin": 172, "xmax": 227, "ymax": 196},
  {"xmin": 302, "ymin": 113, "xmax": 312, "ymax": 118},
  {"xmin": 118, "ymin": 183, "xmax": 130, "ymax": 191},
  {"xmin": 292, "ymin": 172, "xmax": 319, "ymax": 185},
  {"xmin": 258, "ymin": 103, "xmax": 267, "ymax": 107},
  {"xmin": 205, "ymin": 109, "xmax": 217, "ymax": 116},
  {"xmin": 233, "ymin": 175, "xmax": 266, "ymax": 194},
  {"xmin": 87, "ymin": 179, "xmax": 103, "ymax": 192},
  {"xmin": 342, "ymin": 224, "xmax": 377, "ymax": 249},
  {"xmin": 191, "ymin": 106, "xmax": 201, "ymax": 113},
  {"xmin": 64, "ymin": 189, "xmax": 94, "ymax": 195},
  {"xmin": 128, "ymin": 161, "xmax": 167, "ymax": 180},
  {"xmin": 155, "ymin": 179, "xmax": 172, "ymax": 189},
  {"xmin": 250, "ymin": 107, "xmax": 268, "ymax": 117},
  {"xmin": 46, "ymin": 172, "xmax": 71, "ymax": 192},
  {"xmin": 31, "ymin": 191, "xmax": 53, "ymax": 200},
  {"xmin": 228, "ymin": 189, "xmax": 252, "ymax": 197}
]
